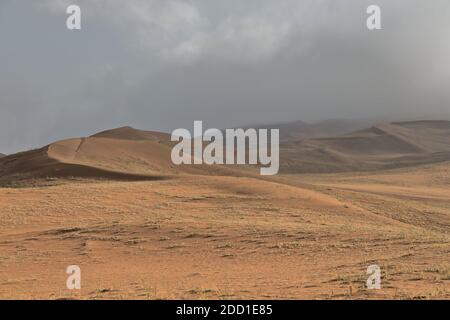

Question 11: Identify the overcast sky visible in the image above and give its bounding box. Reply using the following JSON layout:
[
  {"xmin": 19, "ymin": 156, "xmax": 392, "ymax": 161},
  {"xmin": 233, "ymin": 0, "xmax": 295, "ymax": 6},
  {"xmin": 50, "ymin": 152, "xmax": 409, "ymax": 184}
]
[{"xmin": 1, "ymin": 0, "xmax": 450, "ymax": 153}]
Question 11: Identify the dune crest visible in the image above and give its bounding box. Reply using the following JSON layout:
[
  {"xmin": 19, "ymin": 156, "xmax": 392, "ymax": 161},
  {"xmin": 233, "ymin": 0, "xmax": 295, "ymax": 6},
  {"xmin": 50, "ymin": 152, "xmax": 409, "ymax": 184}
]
[
  {"xmin": 281, "ymin": 120, "xmax": 450, "ymax": 173},
  {"xmin": 1, "ymin": 121, "xmax": 450, "ymax": 180},
  {"xmin": 91, "ymin": 126, "xmax": 170, "ymax": 142},
  {"xmin": 252, "ymin": 118, "xmax": 377, "ymax": 141},
  {"xmin": 0, "ymin": 127, "xmax": 250, "ymax": 181}
]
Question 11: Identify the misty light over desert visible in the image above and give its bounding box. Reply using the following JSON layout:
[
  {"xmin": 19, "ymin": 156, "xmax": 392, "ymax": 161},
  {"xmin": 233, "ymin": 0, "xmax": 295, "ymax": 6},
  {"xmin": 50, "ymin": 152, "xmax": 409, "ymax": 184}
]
[
  {"xmin": 2, "ymin": 0, "xmax": 450, "ymax": 154},
  {"xmin": 0, "ymin": 0, "xmax": 449, "ymax": 305}
]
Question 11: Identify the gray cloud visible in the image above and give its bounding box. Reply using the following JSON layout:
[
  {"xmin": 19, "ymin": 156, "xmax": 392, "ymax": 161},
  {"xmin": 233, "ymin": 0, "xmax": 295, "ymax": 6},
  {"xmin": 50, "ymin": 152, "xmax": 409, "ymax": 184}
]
[{"xmin": 1, "ymin": 0, "xmax": 450, "ymax": 153}]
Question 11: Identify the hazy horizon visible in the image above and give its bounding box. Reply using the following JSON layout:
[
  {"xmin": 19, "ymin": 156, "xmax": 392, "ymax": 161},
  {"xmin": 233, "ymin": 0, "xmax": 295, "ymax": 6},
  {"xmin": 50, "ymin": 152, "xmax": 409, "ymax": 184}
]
[{"xmin": 2, "ymin": 0, "xmax": 450, "ymax": 154}]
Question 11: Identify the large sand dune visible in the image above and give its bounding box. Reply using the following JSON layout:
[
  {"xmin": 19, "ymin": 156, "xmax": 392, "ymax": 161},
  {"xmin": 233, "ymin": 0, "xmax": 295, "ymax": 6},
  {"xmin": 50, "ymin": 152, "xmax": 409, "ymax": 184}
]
[
  {"xmin": 280, "ymin": 121, "xmax": 450, "ymax": 173},
  {"xmin": 0, "ymin": 120, "xmax": 449, "ymax": 299},
  {"xmin": 1, "ymin": 120, "xmax": 450, "ymax": 180},
  {"xmin": 254, "ymin": 119, "xmax": 376, "ymax": 141},
  {"xmin": 0, "ymin": 127, "xmax": 251, "ymax": 181}
]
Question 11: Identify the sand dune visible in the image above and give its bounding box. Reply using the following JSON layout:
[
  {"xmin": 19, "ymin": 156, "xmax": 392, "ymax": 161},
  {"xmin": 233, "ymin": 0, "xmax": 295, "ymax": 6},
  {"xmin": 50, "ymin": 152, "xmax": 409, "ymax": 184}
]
[
  {"xmin": 0, "ymin": 146, "xmax": 160, "ymax": 181},
  {"xmin": 0, "ymin": 121, "xmax": 449, "ymax": 299},
  {"xmin": 92, "ymin": 126, "xmax": 171, "ymax": 142},
  {"xmin": 280, "ymin": 120, "xmax": 450, "ymax": 173},
  {"xmin": 1, "ymin": 120, "xmax": 450, "ymax": 180},
  {"xmin": 0, "ymin": 127, "xmax": 251, "ymax": 181},
  {"xmin": 253, "ymin": 118, "xmax": 376, "ymax": 141},
  {"xmin": 0, "ymin": 127, "xmax": 175, "ymax": 181}
]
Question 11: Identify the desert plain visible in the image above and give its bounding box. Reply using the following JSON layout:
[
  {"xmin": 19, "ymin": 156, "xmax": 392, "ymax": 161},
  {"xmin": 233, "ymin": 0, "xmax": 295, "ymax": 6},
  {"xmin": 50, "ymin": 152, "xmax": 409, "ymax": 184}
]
[{"xmin": 0, "ymin": 121, "xmax": 449, "ymax": 299}]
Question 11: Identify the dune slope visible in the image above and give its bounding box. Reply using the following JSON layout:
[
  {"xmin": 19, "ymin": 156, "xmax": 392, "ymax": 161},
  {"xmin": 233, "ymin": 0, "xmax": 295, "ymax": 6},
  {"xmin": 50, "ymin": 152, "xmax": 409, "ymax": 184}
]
[
  {"xmin": 0, "ymin": 127, "xmax": 250, "ymax": 181},
  {"xmin": 0, "ymin": 127, "xmax": 177, "ymax": 181},
  {"xmin": 1, "ymin": 121, "xmax": 450, "ymax": 180},
  {"xmin": 281, "ymin": 121, "xmax": 450, "ymax": 173},
  {"xmin": 253, "ymin": 119, "xmax": 376, "ymax": 141}
]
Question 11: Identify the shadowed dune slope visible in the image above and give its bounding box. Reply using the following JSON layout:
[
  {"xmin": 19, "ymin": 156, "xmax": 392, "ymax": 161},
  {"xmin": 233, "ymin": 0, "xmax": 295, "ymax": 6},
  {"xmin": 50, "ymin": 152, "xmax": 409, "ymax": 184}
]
[
  {"xmin": 280, "ymin": 121, "xmax": 450, "ymax": 173},
  {"xmin": 0, "ymin": 146, "xmax": 166, "ymax": 181},
  {"xmin": 253, "ymin": 119, "xmax": 376, "ymax": 141},
  {"xmin": 0, "ymin": 127, "xmax": 250, "ymax": 181},
  {"xmin": 1, "ymin": 121, "xmax": 450, "ymax": 180}
]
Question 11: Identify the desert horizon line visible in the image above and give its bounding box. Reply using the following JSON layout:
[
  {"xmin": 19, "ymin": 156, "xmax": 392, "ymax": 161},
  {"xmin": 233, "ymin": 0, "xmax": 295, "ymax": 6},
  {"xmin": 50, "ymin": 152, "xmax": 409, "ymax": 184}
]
[{"xmin": 1, "ymin": 117, "xmax": 450, "ymax": 156}]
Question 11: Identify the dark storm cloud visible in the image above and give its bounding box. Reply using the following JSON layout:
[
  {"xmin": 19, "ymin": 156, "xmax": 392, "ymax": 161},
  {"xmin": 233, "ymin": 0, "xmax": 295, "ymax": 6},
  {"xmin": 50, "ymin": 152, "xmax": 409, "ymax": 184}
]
[{"xmin": 1, "ymin": 0, "xmax": 450, "ymax": 153}]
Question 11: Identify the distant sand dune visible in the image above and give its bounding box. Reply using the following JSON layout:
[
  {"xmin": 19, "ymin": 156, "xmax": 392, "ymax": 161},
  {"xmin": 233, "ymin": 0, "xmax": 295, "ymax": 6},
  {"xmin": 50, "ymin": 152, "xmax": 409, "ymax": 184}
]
[
  {"xmin": 281, "ymin": 120, "xmax": 450, "ymax": 173},
  {"xmin": 0, "ymin": 122, "xmax": 449, "ymax": 300},
  {"xmin": 1, "ymin": 120, "xmax": 450, "ymax": 180},
  {"xmin": 252, "ymin": 118, "xmax": 377, "ymax": 141},
  {"xmin": 0, "ymin": 127, "xmax": 252, "ymax": 181}
]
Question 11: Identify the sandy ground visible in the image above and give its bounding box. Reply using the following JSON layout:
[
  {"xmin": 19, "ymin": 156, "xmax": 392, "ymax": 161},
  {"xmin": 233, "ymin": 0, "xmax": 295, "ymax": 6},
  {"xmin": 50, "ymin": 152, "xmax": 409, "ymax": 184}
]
[{"xmin": 0, "ymin": 163, "xmax": 449, "ymax": 300}]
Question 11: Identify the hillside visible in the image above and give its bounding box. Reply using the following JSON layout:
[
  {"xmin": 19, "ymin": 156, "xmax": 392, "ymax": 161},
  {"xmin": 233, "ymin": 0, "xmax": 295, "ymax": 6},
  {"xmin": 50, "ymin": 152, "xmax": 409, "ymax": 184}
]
[
  {"xmin": 253, "ymin": 119, "xmax": 376, "ymax": 141},
  {"xmin": 0, "ymin": 127, "xmax": 248, "ymax": 181},
  {"xmin": 1, "ymin": 158, "xmax": 449, "ymax": 299},
  {"xmin": 280, "ymin": 120, "xmax": 450, "ymax": 173},
  {"xmin": 1, "ymin": 122, "xmax": 449, "ymax": 299},
  {"xmin": 1, "ymin": 121, "xmax": 450, "ymax": 180}
]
